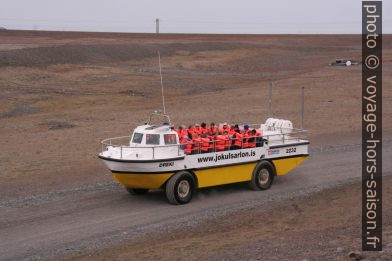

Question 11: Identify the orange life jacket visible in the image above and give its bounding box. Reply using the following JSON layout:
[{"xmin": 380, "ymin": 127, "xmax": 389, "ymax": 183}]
[
  {"xmin": 207, "ymin": 136, "xmax": 215, "ymax": 151},
  {"xmin": 244, "ymin": 133, "xmax": 258, "ymax": 148},
  {"xmin": 180, "ymin": 129, "xmax": 188, "ymax": 138},
  {"xmin": 200, "ymin": 137, "xmax": 210, "ymax": 152},
  {"xmin": 233, "ymin": 133, "xmax": 243, "ymax": 148},
  {"xmin": 187, "ymin": 129, "xmax": 194, "ymax": 137},
  {"xmin": 223, "ymin": 135, "xmax": 231, "ymax": 150},
  {"xmin": 193, "ymin": 127, "xmax": 202, "ymax": 136},
  {"xmin": 181, "ymin": 138, "xmax": 192, "ymax": 155},
  {"xmin": 219, "ymin": 125, "xmax": 230, "ymax": 134},
  {"xmin": 208, "ymin": 127, "xmax": 218, "ymax": 136},
  {"xmin": 191, "ymin": 137, "xmax": 202, "ymax": 153},
  {"xmin": 215, "ymin": 135, "xmax": 226, "ymax": 151}
]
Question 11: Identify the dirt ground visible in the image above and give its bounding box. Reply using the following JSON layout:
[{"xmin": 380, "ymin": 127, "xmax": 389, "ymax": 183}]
[
  {"xmin": 0, "ymin": 31, "xmax": 391, "ymax": 259},
  {"xmin": 74, "ymin": 176, "xmax": 392, "ymax": 261},
  {"xmin": 1, "ymin": 31, "xmax": 391, "ymax": 198}
]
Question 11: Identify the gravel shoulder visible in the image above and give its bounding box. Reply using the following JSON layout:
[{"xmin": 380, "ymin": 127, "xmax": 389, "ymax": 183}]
[{"xmin": 73, "ymin": 176, "xmax": 392, "ymax": 261}]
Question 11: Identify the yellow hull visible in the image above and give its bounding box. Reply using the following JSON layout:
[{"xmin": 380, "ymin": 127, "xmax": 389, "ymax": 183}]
[{"xmin": 112, "ymin": 156, "xmax": 308, "ymax": 189}]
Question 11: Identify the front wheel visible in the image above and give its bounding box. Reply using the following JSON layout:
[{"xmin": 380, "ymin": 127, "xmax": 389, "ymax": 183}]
[
  {"xmin": 165, "ymin": 171, "xmax": 195, "ymax": 205},
  {"xmin": 249, "ymin": 161, "xmax": 275, "ymax": 190},
  {"xmin": 126, "ymin": 188, "xmax": 149, "ymax": 195}
]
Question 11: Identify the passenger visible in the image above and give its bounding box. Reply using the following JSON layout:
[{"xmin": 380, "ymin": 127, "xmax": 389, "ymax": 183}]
[
  {"xmin": 187, "ymin": 125, "xmax": 194, "ymax": 139},
  {"xmin": 181, "ymin": 135, "xmax": 192, "ymax": 155},
  {"xmin": 191, "ymin": 133, "xmax": 202, "ymax": 154},
  {"xmin": 231, "ymin": 129, "xmax": 243, "ymax": 150},
  {"xmin": 228, "ymin": 125, "xmax": 236, "ymax": 136},
  {"xmin": 246, "ymin": 129, "xmax": 257, "ymax": 148},
  {"xmin": 215, "ymin": 134, "xmax": 226, "ymax": 152},
  {"xmin": 200, "ymin": 122, "xmax": 208, "ymax": 135},
  {"xmin": 219, "ymin": 123, "xmax": 229, "ymax": 134},
  {"xmin": 255, "ymin": 129, "xmax": 264, "ymax": 147},
  {"xmin": 179, "ymin": 125, "xmax": 188, "ymax": 139},
  {"xmin": 193, "ymin": 124, "xmax": 202, "ymax": 136},
  {"xmin": 207, "ymin": 135, "xmax": 215, "ymax": 152},
  {"xmin": 208, "ymin": 122, "xmax": 218, "ymax": 136},
  {"xmin": 175, "ymin": 126, "xmax": 182, "ymax": 137},
  {"xmin": 222, "ymin": 131, "xmax": 231, "ymax": 151},
  {"xmin": 243, "ymin": 124, "xmax": 250, "ymax": 135},
  {"xmin": 176, "ymin": 126, "xmax": 187, "ymax": 142},
  {"xmin": 200, "ymin": 133, "xmax": 211, "ymax": 153}
]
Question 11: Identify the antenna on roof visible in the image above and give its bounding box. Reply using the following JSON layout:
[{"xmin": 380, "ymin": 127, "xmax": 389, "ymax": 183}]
[{"xmin": 158, "ymin": 51, "xmax": 166, "ymax": 114}]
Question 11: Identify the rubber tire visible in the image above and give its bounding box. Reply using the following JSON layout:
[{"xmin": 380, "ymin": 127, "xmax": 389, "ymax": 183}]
[
  {"xmin": 249, "ymin": 160, "xmax": 275, "ymax": 190},
  {"xmin": 165, "ymin": 171, "xmax": 195, "ymax": 205},
  {"xmin": 126, "ymin": 188, "xmax": 149, "ymax": 195}
]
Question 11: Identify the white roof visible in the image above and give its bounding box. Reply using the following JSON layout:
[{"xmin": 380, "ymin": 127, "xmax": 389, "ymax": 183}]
[{"xmin": 134, "ymin": 124, "xmax": 176, "ymax": 134}]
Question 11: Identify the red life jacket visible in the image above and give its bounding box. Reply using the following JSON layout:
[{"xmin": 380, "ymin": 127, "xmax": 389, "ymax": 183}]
[
  {"xmin": 234, "ymin": 133, "xmax": 243, "ymax": 148},
  {"xmin": 215, "ymin": 135, "xmax": 226, "ymax": 151},
  {"xmin": 180, "ymin": 129, "xmax": 188, "ymax": 138},
  {"xmin": 200, "ymin": 137, "xmax": 210, "ymax": 152},
  {"xmin": 187, "ymin": 129, "xmax": 194, "ymax": 137},
  {"xmin": 208, "ymin": 127, "xmax": 218, "ymax": 136},
  {"xmin": 191, "ymin": 137, "xmax": 202, "ymax": 153},
  {"xmin": 181, "ymin": 139, "xmax": 192, "ymax": 155},
  {"xmin": 207, "ymin": 136, "xmax": 215, "ymax": 151},
  {"xmin": 243, "ymin": 133, "xmax": 250, "ymax": 148},
  {"xmin": 219, "ymin": 125, "xmax": 230, "ymax": 134},
  {"xmin": 193, "ymin": 127, "xmax": 202, "ymax": 136},
  {"xmin": 223, "ymin": 135, "xmax": 231, "ymax": 150}
]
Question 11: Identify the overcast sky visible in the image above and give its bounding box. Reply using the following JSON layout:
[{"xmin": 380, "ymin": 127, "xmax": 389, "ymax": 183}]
[{"xmin": 0, "ymin": 0, "xmax": 390, "ymax": 34}]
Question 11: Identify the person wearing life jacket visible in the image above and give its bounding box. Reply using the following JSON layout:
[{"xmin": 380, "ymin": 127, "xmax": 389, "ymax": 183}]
[
  {"xmin": 193, "ymin": 124, "xmax": 202, "ymax": 136},
  {"xmin": 179, "ymin": 125, "xmax": 188, "ymax": 140},
  {"xmin": 215, "ymin": 134, "xmax": 226, "ymax": 152},
  {"xmin": 200, "ymin": 122, "xmax": 208, "ymax": 135},
  {"xmin": 181, "ymin": 135, "xmax": 192, "ymax": 155},
  {"xmin": 219, "ymin": 123, "xmax": 229, "ymax": 134},
  {"xmin": 191, "ymin": 133, "xmax": 202, "ymax": 154},
  {"xmin": 176, "ymin": 125, "xmax": 187, "ymax": 143},
  {"xmin": 246, "ymin": 129, "xmax": 257, "ymax": 148},
  {"xmin": 243, "ymin": 124, "xmax": 251, "ymax": 135},
  {"xmin": 207, "ymin": 135, "xmax": 215, "ymax": 152},
  {"xmin": 232, "ymin": 129, "xmax": 244, "ymax": 150},
  {"xmin": 222, "ymin": 131, "xmax": 231, "ymax": 151},
  {"xmin": 208, "ymin": 122, "xmax": 218, "ymax": 136},
  {"xmin": 200, "ymin": 133, "xmax": 211, "ymax": 153},
  {"xmin": 228, "ymin": 125, "xmax": 236, "ymax": 136},
  {"xmin": 187, "ymin": 125, "xmax": 194, "ymax": 139},
  {"xmin": 255, "ymin": 129, "xmax": 264, "ymax": 147}
]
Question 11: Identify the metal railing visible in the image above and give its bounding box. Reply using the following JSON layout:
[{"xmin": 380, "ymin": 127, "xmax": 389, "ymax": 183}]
[{"xmin": 100, "ymin": 129, "xmax": 308, "ymax": 159}]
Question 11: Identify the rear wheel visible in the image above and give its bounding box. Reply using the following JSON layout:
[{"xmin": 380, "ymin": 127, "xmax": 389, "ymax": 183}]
[
  {"xmin": 165, "ymin": 171, "xmax": 195, "ymax": 205},
  {"xmin": 126, "ymin": 188, "xmax": 149, "ymax": 195},
  {"xmin": 249, "ymin": 161, "xmax": 275, "ymax": 190}
]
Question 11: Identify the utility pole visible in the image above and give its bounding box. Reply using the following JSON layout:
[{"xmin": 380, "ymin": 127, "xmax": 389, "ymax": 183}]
[
  {"xmin": 268, "ymin": 82, "xmax": 272, "ymax": 118},
  {"xmin": 155, "ymin": 18, "xmax": 160, "ymax": 34},
  {"xmin": 300, "ymin": 86, "xmax": 305, "ymax": 130}
]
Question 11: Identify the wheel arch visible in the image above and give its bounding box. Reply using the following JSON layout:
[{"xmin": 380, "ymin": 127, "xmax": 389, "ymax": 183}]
[
  {"xmin": 161, "ymin": 169, "xmax": 199, "ymax": 189},
  {"xmin": 260, "ymin": 159, "xmax": 277, "ymax": 176}
]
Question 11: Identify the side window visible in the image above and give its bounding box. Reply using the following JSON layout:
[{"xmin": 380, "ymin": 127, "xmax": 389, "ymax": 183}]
[
  {"xmin": 132, "ymin": 133, "xmax": 143, "ymax": 144},
  {"xmin": 164, "ymin": 134, "xmax": 177, "ymax": 145},
  {"xmin": 146, "ymin": 134, "xmax": 160, "ymax": 145}
]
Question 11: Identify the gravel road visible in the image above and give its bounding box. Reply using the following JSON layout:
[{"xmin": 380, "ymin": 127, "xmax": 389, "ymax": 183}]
[{"xmin": 0, "ymin": 140, "xmax": 391, "ymax": 260}]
